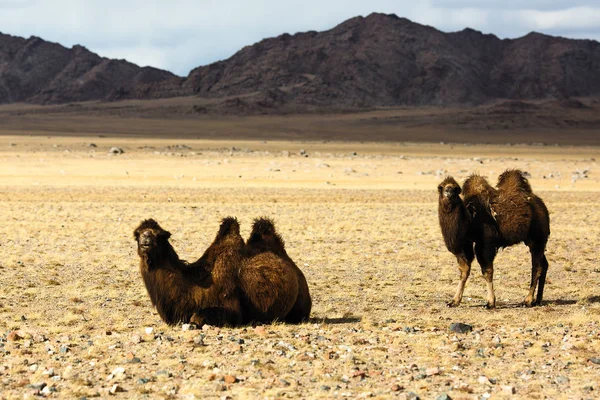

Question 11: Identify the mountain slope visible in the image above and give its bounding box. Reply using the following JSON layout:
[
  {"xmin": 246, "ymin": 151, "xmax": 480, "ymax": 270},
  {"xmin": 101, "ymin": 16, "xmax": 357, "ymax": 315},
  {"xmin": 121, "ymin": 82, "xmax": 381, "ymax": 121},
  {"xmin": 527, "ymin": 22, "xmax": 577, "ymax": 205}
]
[
  {"xmin": 179, "ymin": 13, "xmax": 600, "ymax": 108},
  {"xmin": 0, "ymin": 33, "xmax": 177, "ymax": 104},
  {"xmin": 1, "ymin": 13, "xmax": 600, "ymax": 110}
]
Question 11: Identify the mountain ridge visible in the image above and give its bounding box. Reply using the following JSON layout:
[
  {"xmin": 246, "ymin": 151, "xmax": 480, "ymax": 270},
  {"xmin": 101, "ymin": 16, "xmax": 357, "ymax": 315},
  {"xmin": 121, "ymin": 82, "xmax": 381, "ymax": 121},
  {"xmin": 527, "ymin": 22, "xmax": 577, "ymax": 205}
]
[{"xmin": 1, "ymin": 13, "xmax": 600, "ymax": 111}]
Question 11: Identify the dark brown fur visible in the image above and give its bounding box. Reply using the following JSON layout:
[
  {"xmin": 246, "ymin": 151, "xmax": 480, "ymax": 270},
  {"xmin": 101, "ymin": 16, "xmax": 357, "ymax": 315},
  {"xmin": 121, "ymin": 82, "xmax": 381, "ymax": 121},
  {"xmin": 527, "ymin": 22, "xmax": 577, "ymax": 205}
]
[
  {"xmin": 437, "ymin": 177, "xmax": 475, "ymax": 307},
  {"xmin": 438, "ymin": 171, "xmax": 550, "ymax": 308},
  {"xmin": 133, "ymin": 218, "xmax": 244, "ymax": 327},
  {"xmin": 240, "ymin": 217, "xmax": 312, "ymax": 323}
]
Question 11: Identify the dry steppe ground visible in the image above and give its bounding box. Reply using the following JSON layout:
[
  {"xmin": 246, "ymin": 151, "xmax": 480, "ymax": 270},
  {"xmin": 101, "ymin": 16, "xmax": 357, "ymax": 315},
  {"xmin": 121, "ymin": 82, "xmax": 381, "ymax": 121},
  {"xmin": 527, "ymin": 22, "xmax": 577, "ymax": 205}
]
[{"xmin": 0, "ymin": 136, "xmax": 599, "ymax": 399}]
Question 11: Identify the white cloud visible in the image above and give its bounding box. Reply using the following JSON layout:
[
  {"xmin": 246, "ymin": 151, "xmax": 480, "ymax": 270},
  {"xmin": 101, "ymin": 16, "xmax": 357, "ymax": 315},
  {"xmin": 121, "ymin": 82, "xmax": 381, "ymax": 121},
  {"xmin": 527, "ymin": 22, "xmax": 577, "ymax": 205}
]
[{"xmin": 0, "ymin": 0, "xmax": 599, "ymax": 75}]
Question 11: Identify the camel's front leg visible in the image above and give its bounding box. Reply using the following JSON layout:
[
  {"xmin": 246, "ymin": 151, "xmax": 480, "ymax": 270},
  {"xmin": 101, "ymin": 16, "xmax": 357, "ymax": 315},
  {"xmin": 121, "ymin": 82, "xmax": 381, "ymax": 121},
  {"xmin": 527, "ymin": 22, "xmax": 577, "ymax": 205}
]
[
  {"xmin": 476, "ymin": 242, "xmax": 496, "ymax": 309},
  {"xmin": 448, "ymin": 243, "xmax": 474, "ymax": 307}
]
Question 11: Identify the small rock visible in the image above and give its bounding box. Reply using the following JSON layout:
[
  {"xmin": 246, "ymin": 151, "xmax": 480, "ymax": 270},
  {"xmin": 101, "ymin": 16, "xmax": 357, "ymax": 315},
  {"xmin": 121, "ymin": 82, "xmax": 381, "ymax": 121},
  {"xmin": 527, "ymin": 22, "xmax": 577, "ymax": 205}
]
[
  {"xmin": 194, "ymin": 335, "xmax": 205, "ymax": 346},
  {"xmin": 589, "ymin": 357, "xmax": 600, "ymax": 365},
  {"xmin": 41, "ymin": 386, "xmax": 54, "ymax": 396},
  {"xmin": 449, "ymin": 323, "xmax": 473, "ymax": 334},
  {"xmin": 59, "ymin": 345, "xmax": 69, "ymax": 354},
  {"xmin": 182, "ymin": 324, "xmax": 194, "ymax": 331},
  {"xmin": 321, "ymin": 385, "xmax": 331, "ymax": 391},
  {"xmin": 254, "ymin": 326, "xmax": 266, "ymax": 335},
  {"xmin": 436, "ymin": 394, "xmax": 452, "ymax": 400},
  {"xmin": 7, "ymin": 331, "xmax": 23, "ymax": 341},
  {"xmin": 555, "ymin": 375, "xmax": 569, "ymax": 385},
  {"xmin": 88, "ymin": 143, "xmax": 97, "ymax": 148},
  {"xmin": 501, "ymin": 385, "xmax": 516, "ymax": 394},
  {"xmin": 406, "ymin": 392, "xmax": 420, "ymax": 400},
  {"xmin": 28, "ymin": 382, "xmax": 47, "ymax": 390},
  {"xmin": 109, "ymin": 147, "xmax": 124, "ymax": 155},
  {"xmin": 426, "ymin": 367, "xmax": 440, "ymax": 376},
  {"xmin": 223, "ymin": 375, "xmax": 237, "ymax": 384},
  {"xmin": 137, "ymin": 378, "xmax": 149, "ymax": 384},
  {"xmin": 478, "ymin": 376, "xmax": 491, "ymax": 385},
  {"xmin": 391, "ymin": 384, "xmax": 403, "ymax": 392},
  {"xmin": 145, "ymin": 327, "xmax": 154, "ymax": 335},
  {"xmin": 109, "ymin": 384, "xmax": 125, "ymax": 394}
]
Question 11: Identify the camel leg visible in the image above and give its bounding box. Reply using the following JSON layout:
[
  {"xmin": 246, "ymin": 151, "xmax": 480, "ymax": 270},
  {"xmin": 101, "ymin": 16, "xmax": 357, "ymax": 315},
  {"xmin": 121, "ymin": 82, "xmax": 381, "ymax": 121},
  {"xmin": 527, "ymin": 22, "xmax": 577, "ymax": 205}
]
[
  {"xmin": 523, "ymin": 247, "xmax": 546, "ymax": 307},
  {"xmin": 448, "ymin": 243, "xmax": 474, "ymax": 307},
  {"xmin": 475, "ymin": 243, "xmax": 496, "ymax": 309},
  {"xmin": 525, "ymin": 248, "xmax": 548, "ymax": 306}
]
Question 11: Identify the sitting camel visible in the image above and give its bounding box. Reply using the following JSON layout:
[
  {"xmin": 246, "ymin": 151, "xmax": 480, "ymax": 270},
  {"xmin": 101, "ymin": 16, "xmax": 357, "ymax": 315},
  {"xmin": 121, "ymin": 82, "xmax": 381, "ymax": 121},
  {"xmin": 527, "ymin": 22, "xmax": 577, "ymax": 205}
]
[
  {"xmin": 133, "ymin": 218, "xmax": 244, "ymax": 327},
  {"xmin": 438, "ymin": 169, "xmax": 550, "ymax": 308},
  {"xmin": 241, "ymin": 217, "xmax": 312, "ymax": 323}
]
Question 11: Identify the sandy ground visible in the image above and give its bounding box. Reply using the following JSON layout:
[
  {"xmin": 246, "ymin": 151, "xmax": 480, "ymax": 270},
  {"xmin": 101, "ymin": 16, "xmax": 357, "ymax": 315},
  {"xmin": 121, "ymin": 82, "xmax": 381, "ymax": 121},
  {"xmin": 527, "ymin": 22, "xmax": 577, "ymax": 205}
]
[{"xmin": 0, "ymin": 136, "xmax": 599, "ymax": 399}]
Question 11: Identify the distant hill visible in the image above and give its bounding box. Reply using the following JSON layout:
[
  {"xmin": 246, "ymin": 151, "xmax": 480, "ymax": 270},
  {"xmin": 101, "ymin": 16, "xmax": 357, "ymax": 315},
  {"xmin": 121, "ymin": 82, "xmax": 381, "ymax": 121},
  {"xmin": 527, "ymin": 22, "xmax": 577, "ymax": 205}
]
[
  {"xmin": 0, "ymin": 33, "xmax": 177, "ymax": 104},
  {"xmin": 2, "ymin": 13, "xmax": 600, "ymax": 111}
]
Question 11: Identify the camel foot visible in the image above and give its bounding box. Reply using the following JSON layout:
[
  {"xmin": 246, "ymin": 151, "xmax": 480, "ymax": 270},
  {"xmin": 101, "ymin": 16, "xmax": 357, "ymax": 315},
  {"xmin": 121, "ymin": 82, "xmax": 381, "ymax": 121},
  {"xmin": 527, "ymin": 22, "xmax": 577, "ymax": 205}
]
[
  {"xmin": 190, "ymin": 313, "xmax": 206, "ymax": 328},
  {"xmin": 483, "ymin": 302, "xmax": 496, "ymax": 309},
  {"xmin": 446, "ymin": 300, "xmax": 459, "ymax": 308}
]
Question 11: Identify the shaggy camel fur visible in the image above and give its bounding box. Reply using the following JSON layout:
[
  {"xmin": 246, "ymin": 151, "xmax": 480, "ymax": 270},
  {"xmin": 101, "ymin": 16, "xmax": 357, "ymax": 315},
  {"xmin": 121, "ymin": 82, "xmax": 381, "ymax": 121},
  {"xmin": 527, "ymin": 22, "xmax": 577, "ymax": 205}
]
[
  {"xmin": 438, "ymin": 170, "xmax": 550, "ymax": 308},
  {"xmin": 134, "ymin": 218, "xmax": 244, "ymax": 327},
  {"xmin": 241, "ymin": 218, "xmax": 312, "ymax": 323}
]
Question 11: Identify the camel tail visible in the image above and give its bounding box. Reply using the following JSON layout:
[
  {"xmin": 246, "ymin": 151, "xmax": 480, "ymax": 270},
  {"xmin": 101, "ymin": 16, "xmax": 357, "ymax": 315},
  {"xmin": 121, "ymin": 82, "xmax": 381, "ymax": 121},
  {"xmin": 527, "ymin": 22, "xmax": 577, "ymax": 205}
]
[{"xmin": 216, "ymin": 217, "xmax": 240, "ymax": 239}]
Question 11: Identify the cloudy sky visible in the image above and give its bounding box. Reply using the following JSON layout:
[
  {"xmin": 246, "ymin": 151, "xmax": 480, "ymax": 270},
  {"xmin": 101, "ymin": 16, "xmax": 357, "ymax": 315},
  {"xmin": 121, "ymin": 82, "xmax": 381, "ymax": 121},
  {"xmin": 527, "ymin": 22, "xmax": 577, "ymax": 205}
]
[{"xmin": 1, "ymin": 0, "xmax": 599, "ymax": 76}]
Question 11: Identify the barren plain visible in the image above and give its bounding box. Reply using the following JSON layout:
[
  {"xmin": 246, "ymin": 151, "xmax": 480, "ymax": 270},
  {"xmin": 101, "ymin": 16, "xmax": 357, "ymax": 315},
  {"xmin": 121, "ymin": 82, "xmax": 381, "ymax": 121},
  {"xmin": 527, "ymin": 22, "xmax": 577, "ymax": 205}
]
[{"xmin": 0, "ymin": 135, "xmax": 599, "ymax": 399}]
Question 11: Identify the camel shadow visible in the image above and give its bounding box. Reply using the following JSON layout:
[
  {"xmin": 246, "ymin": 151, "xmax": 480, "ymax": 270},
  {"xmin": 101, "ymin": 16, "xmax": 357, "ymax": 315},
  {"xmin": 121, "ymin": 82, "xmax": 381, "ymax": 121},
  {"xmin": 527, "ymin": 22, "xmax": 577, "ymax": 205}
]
[{"xmin": 310, "ymin": 316, "xmax": 362, "ymax": 324}]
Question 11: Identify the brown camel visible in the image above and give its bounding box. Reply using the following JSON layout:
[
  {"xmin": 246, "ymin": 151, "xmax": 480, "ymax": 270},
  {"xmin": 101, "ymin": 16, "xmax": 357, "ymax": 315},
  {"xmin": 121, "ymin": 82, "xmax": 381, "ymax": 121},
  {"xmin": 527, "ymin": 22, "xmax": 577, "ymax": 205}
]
[
  {"xmin": 133, "ymin": 218, "xmax": 244, "ymax": 327},
  {"xmin": 240, "ymin": 217, "xmax": 312, "ymax": 323},
  {"xmin": 438, "ymin": 170, "xmax": 550, "ymax": 308}
]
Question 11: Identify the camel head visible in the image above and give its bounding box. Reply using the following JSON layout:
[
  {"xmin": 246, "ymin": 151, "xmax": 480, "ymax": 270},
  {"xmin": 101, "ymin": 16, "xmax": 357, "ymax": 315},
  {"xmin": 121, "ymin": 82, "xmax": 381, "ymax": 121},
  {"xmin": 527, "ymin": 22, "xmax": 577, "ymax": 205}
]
[
  {"xmin": 438, "ymin": 177, "xmax": 461, "ymax": 203},
  {"xmin": 134, "ymin": 219, "xmax": 172, "ymax": 257}
]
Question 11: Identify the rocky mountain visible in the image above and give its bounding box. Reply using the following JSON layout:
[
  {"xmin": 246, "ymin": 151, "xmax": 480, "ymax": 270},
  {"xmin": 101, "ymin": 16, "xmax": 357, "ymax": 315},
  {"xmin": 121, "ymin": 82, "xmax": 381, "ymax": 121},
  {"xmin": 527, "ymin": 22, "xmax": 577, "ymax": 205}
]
[
  {"xmin": 179, "ymin": 13, "xmax": 600, "ymax": 109},
  {"xmin": 2, "ymin": 13, "xmax": 600, "ymax": 110},
  {"xmin": 0, "ymin": 32, "xmax": 177, "ymax": 104}
]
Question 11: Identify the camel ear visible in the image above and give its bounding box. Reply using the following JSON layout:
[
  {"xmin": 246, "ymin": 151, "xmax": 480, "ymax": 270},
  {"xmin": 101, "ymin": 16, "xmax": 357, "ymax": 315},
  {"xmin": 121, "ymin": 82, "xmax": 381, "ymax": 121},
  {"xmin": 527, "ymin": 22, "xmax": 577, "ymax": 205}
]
[
  {"xmin": 133, "ymin": 228, "xmax": 141, "ymax": 241},
  {"xmin": 158, "ymin": 230, "xmax": 171, "ymax": 240},
  {"xmin": 437, "ymin": 184, "xmax": 443, "ymax": 193},
  {"xmin": 456, "ymin": 186, "xmax": 462, "ymax": 195}
]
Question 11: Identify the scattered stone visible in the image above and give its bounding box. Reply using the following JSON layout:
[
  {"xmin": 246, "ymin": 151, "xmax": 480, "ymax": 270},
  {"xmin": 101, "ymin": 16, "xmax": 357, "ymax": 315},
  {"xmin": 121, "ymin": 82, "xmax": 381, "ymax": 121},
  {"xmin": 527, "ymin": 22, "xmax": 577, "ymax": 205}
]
[
  {"xmin": 391, "ymin": 384, "xmax": 403, "ymax": 392},
  {"xmin": 137, "ymin": 378, "xmax": 149, "ymax": 384},
  {"xmin": 59, "ymin": 345, "xmax": 69, "ymax": 354},
  {"xmin": 7, "ymin": 331, "xmax": 23, "ymax": 341},
  {"xmin": 109, "ymin": 147, "xmax": 124, "ymax": 155},
  {"xmin": 321, "ymin": 385, "xmax": 331, "ymax": 391},
  {"xmin": 194, "ymin": 335, "xmax": 205, "ymax": 346},
  {"xmin": 28, "ymin": 382, "xmax": 47, "ymax": 391},
  {"xmin": 449, "ymin": 323, "xmax": 473, "ymax": 334},
  {"xmin": 478, "ymin": 376, "xmax": 492, "ymax": 385},
  {"xmin": 109, "ymin": 384, "xmax": 125, "ymax": 394},
  {"xmin": 589, "ymin": 357, "xmax": 600, "ymax": 365},
  {"xmin": 426, "ymin": 367, "xmax": 440, "ymax": 376},
  {"xmin": 130, "ymin": 334, "xmax": 142, "ymax": 344},
  {"xmin": 182, "ymin": 324, "xmax": 194, "ymax": 331},
  {"xmin": 405, "ymin": 391, "xmax": 420, "ymax": 400},
  {"xmin": 88, "ymin": 143, "xmax": 97, "ymax": 148},
  {"xmin": 436, "ymin": 394, "xmax": 452, "ymax": 400},
  {"xmin": 501, "ymin": 385, "xmax": 516, "ymax": 394},
  {"xmin": 223, "ymin": 375, "xmax": 237, "ymax": 384},
  {"xmin": 145, "ymin": 327, "xmax": 154, "ymax": 335},
  {"xmin": 555, "ymin": 375, "xmax": 569, "ymax": 385}
]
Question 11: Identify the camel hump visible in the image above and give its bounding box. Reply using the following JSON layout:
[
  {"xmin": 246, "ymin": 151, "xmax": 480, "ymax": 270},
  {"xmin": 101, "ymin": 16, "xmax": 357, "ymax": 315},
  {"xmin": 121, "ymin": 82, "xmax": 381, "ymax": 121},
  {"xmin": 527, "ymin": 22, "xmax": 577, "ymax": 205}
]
[
  {"xmin": 497, "ymin": 169, "xmax": 532, "ymax": 193},
  {"xmin": 251, "ymin": 217, "xmax": 276, "ymax": 236},
  {"xmin": 462, "ymin": 174, "xmax": 496, "ymax": 198},
  {"xmin": 249, "ymin": 217, "xmax": 286, "ymax": 248},
  {"xmin": 216, "ymin": 217, "xmax": 240, "ymax": 239}
]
